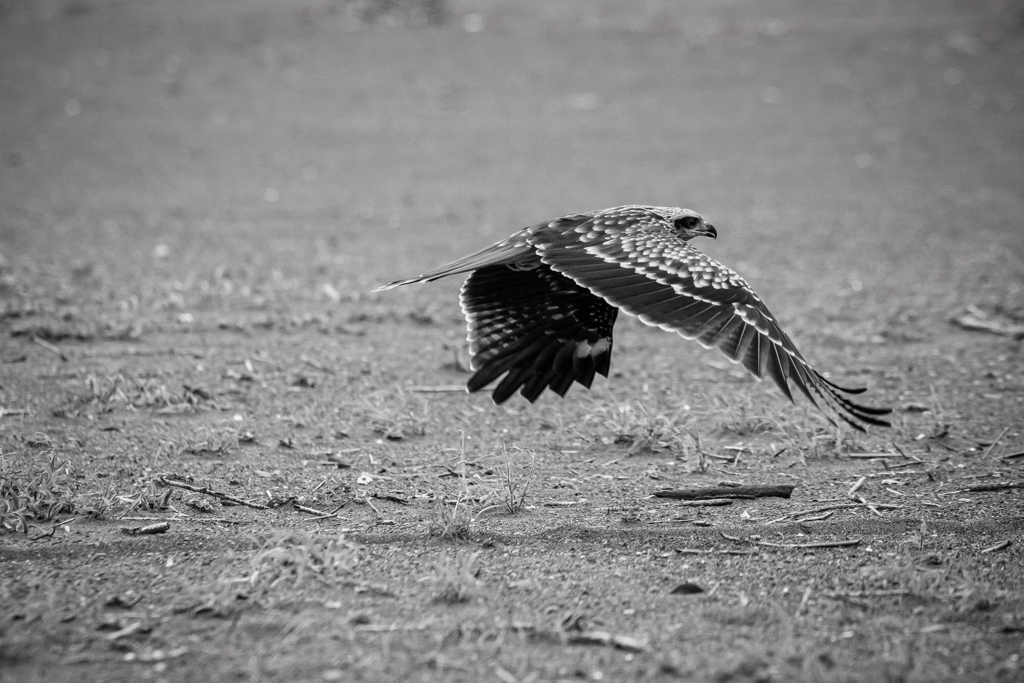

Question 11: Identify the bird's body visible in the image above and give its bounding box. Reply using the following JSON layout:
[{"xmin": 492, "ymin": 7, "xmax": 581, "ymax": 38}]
[{"xmin": 377, "ymin": 205, "xmax": 890, "ymax": 430}]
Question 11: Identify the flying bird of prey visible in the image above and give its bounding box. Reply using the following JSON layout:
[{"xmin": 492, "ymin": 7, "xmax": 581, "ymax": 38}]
[{"xmin": 376, "ymin": 205, "xmax": 891, "ymax": 430}]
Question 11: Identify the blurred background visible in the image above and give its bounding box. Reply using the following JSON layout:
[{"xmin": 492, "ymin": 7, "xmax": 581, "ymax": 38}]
[{"xmin": 0, "ymin": 0, "xmax": 1022, "ymax": 339}]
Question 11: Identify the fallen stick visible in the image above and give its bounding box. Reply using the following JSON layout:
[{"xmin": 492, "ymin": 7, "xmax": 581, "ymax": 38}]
[
  {"xmin": 765, "ymin": 501, "xmax": 900, "ymax": 524},
  {"xmin": 676, "ymin": 548, "xmax": 758, "ymax": 555},
  {"xmin": 123, "ymin": 522, "xmax": 170, "ymax": 535},
  {"xmin": 720, "ymin": 531, "xmax": 860, "ymax": 549},
  {"xmin": 664, "ymin": 498, "xmax": 733, "ymax": 507},
  {"xmin": 796, "ymin": 511, "xmax": 834, "ymax": 522},
  {"xmin": 294, "ymin": 503, "xmax": 332, "ymax": 516},
  {"xmin": 981, "ymin": 540, "xmax": 1012, "ymax": 554},
  {"xmin": 653, "ymin": 484, "xmax": 795, "ymax": 500},
  {"xmin": 982, "ymin": 427, "xmax": 1010, "ymax": 458},
  {"xmin": 32, "ymin": 335, "xmax": 68, "ymax": 361},
  {"xmin": 1000, "ymin": 451, "xmax": 1024, "ymax": 461},
  {"xmin": 294, "ymin": 501, "xmax": 348, "ymax": 521},
  {"xmin": 405, "ymin": 385, "xmax": 466, "ymax": 393},
  {"xmin": 157, "ymin": 477, "xmax": 269, "ymax": 510},
  {"xmin": 565, "ymin": 631, "xmax": 648, "ymax": 653},
  {"xmin": 959, "ymin": 481, "xmax": 1024, "ymax": 494},
  {"xmin": 0, "ymin": 407, "xmax": 30, "ymax": 418},
  {"xmin": 824, "ymin": 589, "xmax": 913, "ymax": 598},
  {"xmin": 105, "ymin": 622, "xmax": 144, "ymax": 641},
  {"xmin": 856, "ymin": 495, "xmax": 883, "ymax": 517},
  {"xmin": 847, "ymin": 476, "xmax": 866, "ymax": 497}
]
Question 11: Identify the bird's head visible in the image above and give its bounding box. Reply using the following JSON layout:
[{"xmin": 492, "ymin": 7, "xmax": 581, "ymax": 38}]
[{"xmin": 663, "ymin": 207, "xmax": 717, "ymax": 241}]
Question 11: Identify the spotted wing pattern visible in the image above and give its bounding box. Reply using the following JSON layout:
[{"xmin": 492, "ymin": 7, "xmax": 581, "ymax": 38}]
[{"xmin": 528, "ymin": 208, "xmax": 890, "ymax": 429}]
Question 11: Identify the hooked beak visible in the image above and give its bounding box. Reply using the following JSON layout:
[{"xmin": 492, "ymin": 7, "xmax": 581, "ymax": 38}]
[{"xmin": 701, "ymin": 223, "xmax": 717, "ymax": 240}]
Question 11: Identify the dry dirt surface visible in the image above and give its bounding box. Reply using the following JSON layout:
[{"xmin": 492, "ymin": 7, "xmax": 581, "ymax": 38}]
[{"xmin": 2, "ymin": 0, "xmax": 1024, "ymax": 681}]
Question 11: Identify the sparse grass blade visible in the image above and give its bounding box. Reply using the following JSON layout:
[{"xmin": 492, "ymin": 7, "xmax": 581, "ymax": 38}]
[{"xmin": 0, "ymin": 449, "xmax": 76, "ymax": 533}]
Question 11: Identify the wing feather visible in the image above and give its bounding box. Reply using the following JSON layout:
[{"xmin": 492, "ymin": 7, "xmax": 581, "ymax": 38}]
[
  {"xmin": 531, "ymin": 222, "xmax": 890, "ymax": 429},
  {"xmin": 458, "ymin": 262, "xmax": 618, "ymax": 404}
]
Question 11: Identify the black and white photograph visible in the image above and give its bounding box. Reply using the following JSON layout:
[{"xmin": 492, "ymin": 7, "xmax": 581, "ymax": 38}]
[{"xmin": 1, "ymin": 0, "xmax": 1022, "ymax": 680}]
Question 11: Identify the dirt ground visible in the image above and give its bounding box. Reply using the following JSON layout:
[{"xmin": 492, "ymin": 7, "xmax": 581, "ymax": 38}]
[{"xmin": 1, "ymin": 0, "xmax": 1023, "ymax": 681}]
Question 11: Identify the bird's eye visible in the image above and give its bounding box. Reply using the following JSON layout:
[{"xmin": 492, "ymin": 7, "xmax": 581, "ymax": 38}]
[{"xmin": 675, "ymin": 216, "xmax": 700, "ymax": 230}]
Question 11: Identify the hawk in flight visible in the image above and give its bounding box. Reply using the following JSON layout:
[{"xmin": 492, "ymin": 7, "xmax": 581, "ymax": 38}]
[{"xmin": 376, "ymin": 206, "xmax": 891, "ymax": 430}]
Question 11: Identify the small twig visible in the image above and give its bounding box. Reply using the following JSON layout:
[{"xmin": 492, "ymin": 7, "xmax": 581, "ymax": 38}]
[
  {"xmin": 981, "ymin": 428, "xmax": 1010, "ymax": 458},
  {"xmin": 676, "ymin": 548, "xmax": 758, "ymax": 556},
  {"xmin": 892, "ymin": 444, "xmax": 922, "ymax": 461},
  {"xmin": 123, "ymin": 522, "xmax": 170, "ymax": 535},
  {"xmin": 798, "ymin": 586, "xmax": 813, "ymax": 613},
  {"xmin": 795, "ymin": 511, "xmax": 834, "ymax": 523},
  {"xmin": 847, "ymin": 453, "xmax": 903, "ymax": 459},
  {"xmin": 366, "ymin": 497, "xmax": 383, "ymax": 517},
  {"xmin": 765, "ymin": 501, "xmax": 899, "ymax": 525},
  {"xmin": 405, "ymin": 385, "xmax": 466, "ymax": 393},
  {"xmin": 653, "ymin": 484, "xmax": 795, "ymax": 500},
  {"xmin": 157, "ymin": 477, "xmax": 269, "ymax": 510},
  {"xmin": 1000, "ymin": 451, "xmax": 1024, "ymax": 461},
  {"xmin": 0, "ymin": 407, "xmax": 30, "ymax": 418},
  {"xmin": 565, "ymin": 631, "xmax": 648, "ymax": 653},
  {"xmin": 29, "ymin": 516, "xmax": 77, "ymax": 540},
  {"xmin": 888, "ymin": 461, "xmax": 927, "ymax": 471},
  {"xmin": 847, "ymin": 476, "xmax": 867, "ymax": 497},
  {"xmin": 659, "ymin": 498, "xmax": 733, "ymax": 507},
  {"xmin": 856, "ymin": 495, "xmax": 883, "ymax": 517},
  {"xmin": 720, "ymin": 531, "xmax": 861, "ymax": 549},
  {"xmin": 958, "ymin": 481, "xmax": 1024, "ymax": 494},
  {"xmin": 183, "ymin": 517, "xmax": 247, "ymax": 525},
  {"xmin": 32, "ymin": 335, "xmax": 68, "ymax": 361},
  {"xmin": 294, "ymin": 503, "xmax": 331, "ymax": 516},
  {"xmin": 823, "ymin": 589, "xmax": 912, "ymax": 598},
  {"xmin": 981, "ymin": 539, "xmax": 1012, "ymax": 554},
  {"xmin": 105, "ymin": 622, "xmax": 144, "ymax": 641}
]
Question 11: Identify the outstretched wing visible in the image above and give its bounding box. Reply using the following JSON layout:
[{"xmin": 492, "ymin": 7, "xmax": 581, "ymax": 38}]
[
  {"xmin": 531, "ymin": 217, "xmax": 891, "ymax": 430},
  {"xmin": 460, "ymin": 261, "xmax": 618, "ymax": 404}
]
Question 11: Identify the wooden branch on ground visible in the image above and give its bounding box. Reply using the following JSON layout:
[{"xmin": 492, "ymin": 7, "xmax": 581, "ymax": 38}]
[
  {"xmin": 824, "ymin": 589, "xmax": 913, "ymax": 598},
  {"xmin": 981, "ymin": 427, "xmax": 1010, "ymax": 458},
  {"xmin": 0, "ymin": 407, "xmax": 30, "ymax": 418},
  {"xmin": 653, "ymin": 484, "xmax": 795, "ymax": 501},
  {"xmin": 32, "ymin": 335, "xmax": 68, "ymax": 361},
  {"xmin": 720, "ymin": 531, "xmax": 860, "ymax": 550},
  {"xmin": 405, "ymin": 385, "xmax": 466, "ymax": 393},
  {"xmin": 157, "ymin": 476, "xmax": 269, "ymax": 510},
  {"xmin": 664, "ymin": 498, "xmax": 734, "ymax": 507},
  {"xmin": 765, "ymin": 501, "xmax": 901, "ymax": 524},
  {"xmin": 960, "ymin": 481, "xmax": 1024, "ymax": 494},
  {"xmin": 676, "ymin": 547, "xmax": 758, "ymax": 556},
  {"xmin": 981, "ymin": 540, "xmax": 1012, "ymax": 554}
]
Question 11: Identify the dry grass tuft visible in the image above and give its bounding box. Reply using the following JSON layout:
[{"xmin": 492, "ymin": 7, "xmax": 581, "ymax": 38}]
[
  {"xmin": 234, "ymin": 533, "xmax": 360, "ymax": 602},
  {"xmin": 586, "ymin": 401, "xmax": 706, "ymax": 469},
  {"xmin": 495, "ymin": 444, "xmax": 535, "ymax": 514},
  {"xmin": 431, "ymin": 549, "xmax": 481, "ymax": 604},
  {"xmin": 0, "ymin": 449, "xmax": 76, "ymax": 533}
]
